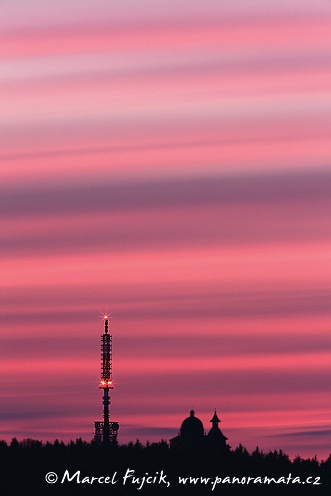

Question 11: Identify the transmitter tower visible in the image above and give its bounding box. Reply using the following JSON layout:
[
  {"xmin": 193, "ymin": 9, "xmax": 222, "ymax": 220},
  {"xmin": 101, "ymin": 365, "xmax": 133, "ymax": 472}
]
[{"xmin": 94, "ymin": 315, "xmax": 119, "ymax": 444}]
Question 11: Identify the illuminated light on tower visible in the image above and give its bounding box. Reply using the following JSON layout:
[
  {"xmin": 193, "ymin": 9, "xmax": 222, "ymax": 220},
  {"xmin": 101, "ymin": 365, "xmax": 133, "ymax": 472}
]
[{"xmin": 94, "ymin": 315, "xmax": 119, "ymax": 444}]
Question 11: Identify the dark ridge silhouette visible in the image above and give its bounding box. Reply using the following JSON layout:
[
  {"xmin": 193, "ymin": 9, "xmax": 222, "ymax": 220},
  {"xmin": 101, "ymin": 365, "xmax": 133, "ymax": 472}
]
[{"xmin": 0, "ymin": 437, "xmax": 330, "ymax": 495}]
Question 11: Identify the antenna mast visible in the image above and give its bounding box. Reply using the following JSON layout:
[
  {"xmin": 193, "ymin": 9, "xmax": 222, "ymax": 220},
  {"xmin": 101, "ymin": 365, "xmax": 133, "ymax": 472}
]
[{"xmin": 94, "ymin": 315, "xmax": 119, "ymax": 444}]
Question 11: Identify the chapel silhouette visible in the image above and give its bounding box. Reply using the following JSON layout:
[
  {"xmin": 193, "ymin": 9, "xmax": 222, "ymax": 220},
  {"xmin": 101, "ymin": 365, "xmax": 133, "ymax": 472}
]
[{"xmin": 169, "ymin": 409, "xmax": 230, "ymax": 454}]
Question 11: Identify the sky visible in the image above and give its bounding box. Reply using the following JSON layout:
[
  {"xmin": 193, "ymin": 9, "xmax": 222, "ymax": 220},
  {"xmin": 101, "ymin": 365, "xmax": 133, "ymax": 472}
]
[{"xmin": 1, "ymin": 0, "xmax": 331, "ymax": 460}]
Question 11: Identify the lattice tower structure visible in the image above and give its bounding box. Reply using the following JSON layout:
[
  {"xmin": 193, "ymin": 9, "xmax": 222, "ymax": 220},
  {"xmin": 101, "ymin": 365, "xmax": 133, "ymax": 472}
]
[{"xmin": 94, "ymin": 316, "xmax": 119, "ymax": 444}]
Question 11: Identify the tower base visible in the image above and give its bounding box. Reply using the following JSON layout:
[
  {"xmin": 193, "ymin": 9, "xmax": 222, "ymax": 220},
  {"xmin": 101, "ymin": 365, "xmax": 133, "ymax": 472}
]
[{"xmin": 94, "ymin": 421, "xmax": 119, "ymax": 444}]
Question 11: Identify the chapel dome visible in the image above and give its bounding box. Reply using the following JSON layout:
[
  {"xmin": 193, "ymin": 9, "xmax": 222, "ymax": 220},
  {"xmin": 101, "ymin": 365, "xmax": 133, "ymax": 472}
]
[{"xmin": 180, "ymin": 410, "xmax": 204, "ymax": 439}]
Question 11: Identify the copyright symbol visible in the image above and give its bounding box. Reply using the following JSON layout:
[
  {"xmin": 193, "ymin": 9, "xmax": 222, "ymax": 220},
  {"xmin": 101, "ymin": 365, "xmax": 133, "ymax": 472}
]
[{"xmin": 45, "ymin": 472, "xmax": 58, "ymax": 484}]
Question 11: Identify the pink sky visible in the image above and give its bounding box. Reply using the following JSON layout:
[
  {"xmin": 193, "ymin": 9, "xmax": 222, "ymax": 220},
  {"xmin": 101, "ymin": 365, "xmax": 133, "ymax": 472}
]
[{"xmin": 1, "ymin": 0, "xmax": 331, "ymax": 459}]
